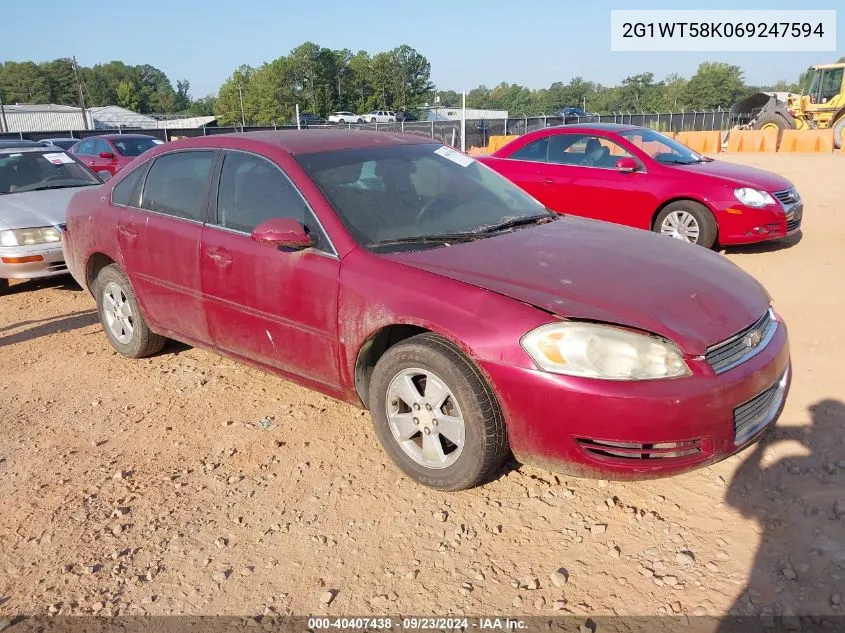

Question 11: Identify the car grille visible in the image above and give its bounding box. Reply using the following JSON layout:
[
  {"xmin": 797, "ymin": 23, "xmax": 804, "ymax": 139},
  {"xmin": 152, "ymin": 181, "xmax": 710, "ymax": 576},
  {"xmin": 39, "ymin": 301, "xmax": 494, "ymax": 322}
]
[
  {"xmin": 786, "ymin": 210, "xmax": 801, "ymax": 232},
  {"xmin": 705, "ymin": 309, "xmax": 777, "ymax": 375},
  {"xmin": 576, "ymin": 438, "xmax": 702, "ymax": 460},
  {"xmin": 733, "ymin": 367, "xmax": 789, "ymax": 445},
  {"xmin": 772, "ymin": 188, "xmax": 799, "ymax": 205}
]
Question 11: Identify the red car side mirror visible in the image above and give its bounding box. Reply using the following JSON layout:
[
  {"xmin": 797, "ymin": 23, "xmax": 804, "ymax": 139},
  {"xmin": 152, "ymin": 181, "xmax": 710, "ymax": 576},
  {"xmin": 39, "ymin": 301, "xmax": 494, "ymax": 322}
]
[
  {"xmin": 251, "ymin": 218, "xmax": 315, "ymax": 250},
  {"xmin": 616, "ymin": 157, "xmax": 639, "ymax": 173},
  {"xmin": 99, "ymin": 151, "xmax": 115, "ymax": 159}
]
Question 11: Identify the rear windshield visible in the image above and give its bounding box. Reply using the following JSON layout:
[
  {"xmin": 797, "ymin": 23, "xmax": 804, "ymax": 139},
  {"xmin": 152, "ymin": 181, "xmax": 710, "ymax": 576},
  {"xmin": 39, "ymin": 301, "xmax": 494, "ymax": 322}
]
[
  {"xmin": 112, "ymin": 137, "xmax": 158, "ymax": 157},
  {"xmin": 0, "ymin": 151, "xmax": 100, "ymax": 194}
]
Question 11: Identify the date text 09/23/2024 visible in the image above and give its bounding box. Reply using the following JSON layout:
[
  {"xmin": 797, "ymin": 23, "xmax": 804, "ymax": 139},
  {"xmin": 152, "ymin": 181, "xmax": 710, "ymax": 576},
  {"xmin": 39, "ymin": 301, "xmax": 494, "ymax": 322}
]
[{"xmin": 307, "ymin": 617, "xmax": 528, "ymax": 630}]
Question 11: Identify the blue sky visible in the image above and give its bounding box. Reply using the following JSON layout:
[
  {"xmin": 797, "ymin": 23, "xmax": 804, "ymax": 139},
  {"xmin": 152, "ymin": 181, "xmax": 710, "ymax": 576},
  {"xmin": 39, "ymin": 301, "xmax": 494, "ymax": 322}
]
[{"xmin": 2, "ymin": 0, "xmax": 841, "ymax": 98}]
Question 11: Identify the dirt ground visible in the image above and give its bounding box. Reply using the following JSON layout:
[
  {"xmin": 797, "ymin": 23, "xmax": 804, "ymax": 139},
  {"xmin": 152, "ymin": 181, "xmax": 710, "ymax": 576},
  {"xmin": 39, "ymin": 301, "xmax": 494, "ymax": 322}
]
[{"xmin": 1, "ymin": 154, "xmax": 844, "ymax": 622}]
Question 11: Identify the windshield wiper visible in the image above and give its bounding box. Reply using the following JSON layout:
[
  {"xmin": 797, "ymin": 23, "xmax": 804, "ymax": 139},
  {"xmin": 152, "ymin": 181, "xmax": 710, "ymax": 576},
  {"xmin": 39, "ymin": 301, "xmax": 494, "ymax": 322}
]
[
  {"xmin": 478, "ymin": 213, "xmax": 558, "ymax": 234},
  {"xmin": 17, "ymin": 182, "xmax": 96, "ymax": 193},
  {"xmin": 369, "ymin": 232, "xmax": 479, "ymax": 248}
]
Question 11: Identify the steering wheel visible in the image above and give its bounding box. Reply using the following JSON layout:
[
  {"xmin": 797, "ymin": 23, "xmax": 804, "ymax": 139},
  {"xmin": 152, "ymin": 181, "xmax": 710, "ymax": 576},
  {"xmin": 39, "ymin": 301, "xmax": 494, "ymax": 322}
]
[
  {"xmin": 415, "ymin": 195, "xmax": 459, "ymax": 225},
  {"xmin": 42, "ymin": 173, "xmax": 66, "ymax": 183}
]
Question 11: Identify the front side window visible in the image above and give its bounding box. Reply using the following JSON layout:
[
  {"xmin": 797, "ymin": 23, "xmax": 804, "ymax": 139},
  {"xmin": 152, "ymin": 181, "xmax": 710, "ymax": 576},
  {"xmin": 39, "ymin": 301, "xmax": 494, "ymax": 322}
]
[
  {"xmin": 215, "ymin": 151, "xmax": 317, "ymax": 234},
  {"xmin": 0, "ymin": 151, "xmax": 101, "ymax": 194},
  {"xmin": 819, "ymin": 68, "xmax": 843, "ymax": 103},
  {"xmin": 547, "ymin": 134, "xmax": 633, "ymax": 168},
  {"xmin": 140, "ymin": 151, "xmax": 215, "ymax": 221},
  {"xmin": 618, "ymin": 128, "xmax": 707, "ymax": 165},
  {"xmin": 93, "ymin": 139, "xmax": 113, "ymax": 155},
  {"xmin": 296, "ymin": 143, "xmax": 552, "ymax": 251},
  {"xmin": 75, "ymin": 140, "xmax": 95, "ymax": 156}
]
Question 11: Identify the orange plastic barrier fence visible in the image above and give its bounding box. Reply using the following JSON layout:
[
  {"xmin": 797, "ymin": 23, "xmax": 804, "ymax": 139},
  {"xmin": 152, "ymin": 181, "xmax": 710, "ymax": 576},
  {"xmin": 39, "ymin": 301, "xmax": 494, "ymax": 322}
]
[
  {"xmin": 727, "ymin": 128, "xmax": 778, "ymax": 153},
  {"xmin": 675, "ymin": 131, "xmax": 721, "ymax": 154},
  {"xmin": 779, "ymin": 129, "xmax": 835, "ymax": 153},
  {"xmin": 487, "ymin": 135, "xmax": 519, "ymax": 153},
  {"xmin": 467, "ymin": 146, "xmax": 487, "ymax": 156}
]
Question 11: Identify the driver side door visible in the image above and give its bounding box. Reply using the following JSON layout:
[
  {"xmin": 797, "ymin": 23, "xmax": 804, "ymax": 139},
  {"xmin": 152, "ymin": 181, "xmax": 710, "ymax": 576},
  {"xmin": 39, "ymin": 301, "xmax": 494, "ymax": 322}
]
[
  {"xmin": 539, "ymin": 133, "xmax": 650, "ymax": 227},
  {"xmin": 200, "ymin": 150, "xmax": 342, "ymax": 389}
]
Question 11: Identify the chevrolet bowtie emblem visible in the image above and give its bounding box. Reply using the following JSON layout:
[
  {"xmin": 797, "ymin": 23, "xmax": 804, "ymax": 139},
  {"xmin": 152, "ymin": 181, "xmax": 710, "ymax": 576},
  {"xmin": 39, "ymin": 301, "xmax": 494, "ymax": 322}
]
[{"xmin": 743, "ymin": 331, "xmax": 762, "ymax": 348}]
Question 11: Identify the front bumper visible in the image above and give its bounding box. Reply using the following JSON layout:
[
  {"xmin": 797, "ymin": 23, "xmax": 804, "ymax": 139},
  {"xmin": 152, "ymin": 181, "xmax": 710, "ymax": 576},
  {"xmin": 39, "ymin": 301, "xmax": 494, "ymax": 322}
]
[
  {"xmin": 0, "ymin": 243, "xmax": 67, "ymax": 280},
  {"xmin": 717, "ymin": 200, "xmax": 803, "ymax": 246},
  {"xmin": 480, "ymin": 320, "xmax": 791, "ymax": 479}
]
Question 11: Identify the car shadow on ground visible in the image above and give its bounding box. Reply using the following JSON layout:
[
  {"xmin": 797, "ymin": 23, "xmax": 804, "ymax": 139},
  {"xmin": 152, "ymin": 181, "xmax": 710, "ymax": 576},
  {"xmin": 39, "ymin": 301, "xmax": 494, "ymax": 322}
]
[
  {"xmin": 717, "ymin": 398, "xmax": 845, "ymax": 631},
  {"xmin": 0, "ymin": 310, "xmax": 97, "ymax": 347},
  {"xmin": 4, "ymin": 274, "xmax": 83, "ymax": 296},
  {"xmin": 721, "ymin": 231, "xmax": 803, "ymax": 255}
]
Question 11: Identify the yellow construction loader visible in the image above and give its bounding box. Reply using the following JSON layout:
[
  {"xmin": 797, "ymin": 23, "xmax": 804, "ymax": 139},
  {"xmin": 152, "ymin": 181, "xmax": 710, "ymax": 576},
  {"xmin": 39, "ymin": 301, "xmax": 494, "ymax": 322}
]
[{"xmin": 730, "ymin": 62, "xmax": 845, "ymax": 149}]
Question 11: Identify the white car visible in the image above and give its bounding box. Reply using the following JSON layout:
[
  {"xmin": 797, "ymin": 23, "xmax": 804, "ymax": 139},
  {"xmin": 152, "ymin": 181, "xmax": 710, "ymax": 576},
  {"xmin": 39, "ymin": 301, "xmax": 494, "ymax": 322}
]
[
  {"xmin": 328, "ymin": 111, "xmax": 363, "ymax": 124},
  {"xmin": 363, "ymin": 110, "xmax": 397, "ymax": 123}
]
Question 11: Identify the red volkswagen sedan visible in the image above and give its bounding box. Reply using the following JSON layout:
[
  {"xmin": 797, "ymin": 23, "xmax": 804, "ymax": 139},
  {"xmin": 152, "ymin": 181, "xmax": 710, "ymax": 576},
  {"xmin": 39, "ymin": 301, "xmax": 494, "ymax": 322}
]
[
  {"xmin": 477, "ymin": 123, "xmax": 803, "ymax": 249},
  {"xmin": 69, "ymin": 134, "xmax": 160, "ymax": 177},
  {"xmin": 62, "ymin": 131, "xmax": 790, "ymax": 490}
]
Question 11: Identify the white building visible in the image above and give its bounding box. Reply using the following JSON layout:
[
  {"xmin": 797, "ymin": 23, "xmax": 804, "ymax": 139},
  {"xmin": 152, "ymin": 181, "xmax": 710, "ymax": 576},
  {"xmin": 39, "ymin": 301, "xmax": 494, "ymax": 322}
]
[
  {"xmin": 425, "ymin": 106, "xmax": 508, "ymax": 121},
  {"xmin": 0, "ymin": 103, "xmax": 216, "ymax": 133}
]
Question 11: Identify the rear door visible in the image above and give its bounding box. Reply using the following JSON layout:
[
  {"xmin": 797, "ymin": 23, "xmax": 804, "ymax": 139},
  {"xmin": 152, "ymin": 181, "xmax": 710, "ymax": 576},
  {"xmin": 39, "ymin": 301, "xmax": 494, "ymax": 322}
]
[
  {"xmin": 118, "ymin": 149, "xmax": 218, "ymax": 344},
  {"xmin": 200, "ymin": 149, "xmax": 341, "ymax": 387}
]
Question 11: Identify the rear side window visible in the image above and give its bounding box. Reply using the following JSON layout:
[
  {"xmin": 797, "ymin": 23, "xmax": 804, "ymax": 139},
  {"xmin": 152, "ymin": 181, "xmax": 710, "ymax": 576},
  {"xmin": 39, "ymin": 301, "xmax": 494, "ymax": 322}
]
[
  {"xmin": 111, "ymin": 165, "xmax": 146, "ymax": 207},
  {"xmin": 140, "ymin": 151, "xmax": 215, "ymax": 221},
  {"xmin": 509, "ymin": 138, "xmax": 549, "ymax": 162}
]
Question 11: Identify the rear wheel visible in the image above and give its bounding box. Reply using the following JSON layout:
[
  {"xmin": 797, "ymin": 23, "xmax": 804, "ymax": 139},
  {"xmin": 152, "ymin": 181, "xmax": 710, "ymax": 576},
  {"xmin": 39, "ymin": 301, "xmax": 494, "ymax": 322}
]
[
  {"xmin": 754, "ymin": 112, "xmax": 792, "ymax": 133},
  {"xmin": 833, "ymin": 116, "xmax": 845, "ymax": 150},
  {"xmin": 368, "ymin": 333, "xmax": 509, "ymax": 491},
  {"xmin": 655, "ymin": 201, "xmax": 718, "ymax": 249},
  {"xmin": 0, "ymin": 278, "xmax": 8, "ymax": 296},
  {"xmin": 94, "ymin": 264, "xmax": 166, "ymax": 358},
  {"xmin": 338, "ymin": 119, "xmax": 345, "ymax": 124}
]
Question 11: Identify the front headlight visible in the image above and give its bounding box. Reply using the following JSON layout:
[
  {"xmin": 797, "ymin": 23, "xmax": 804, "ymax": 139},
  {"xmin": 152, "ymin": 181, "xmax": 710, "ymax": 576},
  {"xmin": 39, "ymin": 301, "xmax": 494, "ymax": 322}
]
[
  {"xmin": 734, "ymin": 188, "xmax": 776, "ymax": 208},
  {"xmin": 521, "ymin": 322, "xmax": 690, "ymax": 380},
  {"xmin": 0, "ymin": 226, "xmax": 63, "ymax": 247}
]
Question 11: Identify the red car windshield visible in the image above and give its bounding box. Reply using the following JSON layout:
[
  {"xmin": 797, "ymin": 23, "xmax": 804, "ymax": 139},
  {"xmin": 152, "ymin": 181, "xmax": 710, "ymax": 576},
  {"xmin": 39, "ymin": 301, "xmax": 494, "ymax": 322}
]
[
  {"xmin": 0, "ymin": 151, "xmax": 100, "ymax": 194},
  {"xmin": 619, "ymin": 129, "xmax": 707, "ymax": 165},
  {"xmin": 112, "ymin": 137, "xmax": 158, "ymax": 157},
  {"xmin": 297, "ymin": 143, "xmax": 552, "ymax": 250}
]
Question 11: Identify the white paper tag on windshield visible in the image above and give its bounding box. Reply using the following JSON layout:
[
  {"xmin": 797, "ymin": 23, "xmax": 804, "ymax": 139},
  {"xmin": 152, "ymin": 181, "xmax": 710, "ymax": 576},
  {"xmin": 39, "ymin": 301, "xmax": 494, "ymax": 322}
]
[
  {"xmin": 434, "ymin": 146, "xmax": 474, "ymax": 167},
  {"xmin": 43, "ymin": 152, "xmax": 74, "ymax": 165}
]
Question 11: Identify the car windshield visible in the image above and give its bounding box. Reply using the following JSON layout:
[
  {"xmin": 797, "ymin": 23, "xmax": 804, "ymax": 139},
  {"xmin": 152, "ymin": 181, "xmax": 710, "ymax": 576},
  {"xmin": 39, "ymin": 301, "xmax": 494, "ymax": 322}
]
[
  {"xmin": 297, "ymin": 143, "xmax": 554, "ymax": 251},
  {"xmin": 619, "ymin": 128, "xmax": 708, "ymax": 165},
  {"xmin": 0, "ymin": 151, "xmax": 100, "ymax": 194},
  {"xmin": 112, "ymin": 137, "xmax": 158, "ymax": 157},
  {"xmin": 48, "ymin": 140, "xmax": 78, "ymax": 150}
]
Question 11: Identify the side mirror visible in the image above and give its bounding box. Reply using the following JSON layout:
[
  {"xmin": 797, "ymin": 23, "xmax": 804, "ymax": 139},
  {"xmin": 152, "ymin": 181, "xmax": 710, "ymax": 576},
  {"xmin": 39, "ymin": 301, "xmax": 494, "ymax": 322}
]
[
  {"xmin": 251, "ymin": 218, "xmax": 315, "ymax": 250},
  {"xmin": 98, "ymin": 171, "xmax": 112, "ymax": 183},
  {"xmin": 616, "ymin": 157, "xmax": 639, "ymax": 173},
  {"xmin": 99, "ymin": 151, "xmax": 115, "ymax": 159}
]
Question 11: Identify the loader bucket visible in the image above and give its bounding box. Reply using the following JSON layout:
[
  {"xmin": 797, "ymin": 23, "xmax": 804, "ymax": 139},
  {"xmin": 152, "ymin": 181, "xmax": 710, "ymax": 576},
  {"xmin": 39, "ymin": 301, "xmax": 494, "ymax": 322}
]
[{"xmin": 730, "ymin": 92, "xmax": 777, "ymax": 127}]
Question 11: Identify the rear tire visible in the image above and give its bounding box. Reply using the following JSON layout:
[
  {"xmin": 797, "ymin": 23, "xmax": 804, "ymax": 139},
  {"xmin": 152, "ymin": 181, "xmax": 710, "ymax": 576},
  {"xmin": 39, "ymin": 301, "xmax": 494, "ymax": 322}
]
[
  {"xmin": 368, "ymin": 333, "xmax": 509, "ymax": 491},
  {"xmin": 833, "ymin": 117, "xmax": 845, "ymax": 150},
  {"xmin": 654, "ymin": 200, "xmax": 718, "ymax": 249},
  {"xmin": 94, "ymin": 264, "xmax": 166, "ymax": 358},
  {"xmin": 0, "ymin": 278, "xmax": 8, "ymax": 296},
  {"xmin": 754, "ymin": 112, "xmax": 792, "ymax": 132}
]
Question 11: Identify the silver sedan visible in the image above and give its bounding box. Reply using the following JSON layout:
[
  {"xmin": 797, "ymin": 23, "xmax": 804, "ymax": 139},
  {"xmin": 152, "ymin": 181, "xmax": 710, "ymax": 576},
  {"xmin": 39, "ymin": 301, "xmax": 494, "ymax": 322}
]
[{"xmin": 0, "ymin": 146, "xmax": 103, "ymax": 294}]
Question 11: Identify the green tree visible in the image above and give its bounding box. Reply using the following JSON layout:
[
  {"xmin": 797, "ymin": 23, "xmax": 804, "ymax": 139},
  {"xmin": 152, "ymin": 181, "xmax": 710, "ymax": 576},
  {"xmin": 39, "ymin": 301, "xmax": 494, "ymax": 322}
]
[
  {"xmin": 0, "ymin": 61, "xmax": 50, "ymax": 103},
  {"xmin": 685, "ymin": 62, "xmax": 746, "ymax": 109},
  {"xmin": 116, "ymin": 80, "xmax": 140, "ymax": 111}
]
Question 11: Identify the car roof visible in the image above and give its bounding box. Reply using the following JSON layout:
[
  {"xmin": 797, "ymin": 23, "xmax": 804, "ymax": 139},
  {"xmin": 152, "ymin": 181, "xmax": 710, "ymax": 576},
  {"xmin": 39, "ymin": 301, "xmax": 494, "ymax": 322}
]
[
  {"xmin": 0, "ymin": 145, "xmax": 56, "ymax": 155},
  {"xmin": 547, "ymin": 122, "xmax": 639, "ymax": 133},
  {"xmin": 0, "ymin": 139, "xmax": 41, "ymax": 148},
  {"xmin": 165, "ymin": 130, "xmax": 438, "ymax": 155},
  {"xmin": 41, "ymin": 137, "xmax": 78, "ymax": 141},
  {"xmin": 80, "ymin": 133, "xmax": 158, "ymax": 140}
]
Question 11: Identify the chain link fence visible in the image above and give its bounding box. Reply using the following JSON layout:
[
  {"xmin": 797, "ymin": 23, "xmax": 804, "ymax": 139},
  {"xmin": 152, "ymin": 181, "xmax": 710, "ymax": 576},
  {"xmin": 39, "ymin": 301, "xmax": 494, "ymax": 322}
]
[{"xmin": 0, "ymin": 108, "xmax": 731, "ymax": 151}]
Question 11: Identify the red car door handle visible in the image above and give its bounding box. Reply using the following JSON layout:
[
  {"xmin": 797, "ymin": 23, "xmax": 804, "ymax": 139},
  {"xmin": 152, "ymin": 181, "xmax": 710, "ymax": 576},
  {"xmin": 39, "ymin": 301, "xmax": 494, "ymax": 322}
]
[
  {"xmin": 206, "ymin": 248, "xmax": 233, "ymax": 265},
  {"xmin": 541, "ymin": 178, "xmax": 554, "ymax": 184}
]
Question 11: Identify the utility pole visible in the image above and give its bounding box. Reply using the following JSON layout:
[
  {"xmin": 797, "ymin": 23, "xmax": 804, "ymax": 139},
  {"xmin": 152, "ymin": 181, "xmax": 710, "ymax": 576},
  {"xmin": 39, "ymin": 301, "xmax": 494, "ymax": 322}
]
[
  {"xmin": 237, "ymin": 82, "xmax": 246, "ymax": 129},
  {"xmin": 72, "ymin": 56, "xmax": 89, "ymax": 130},
  {"xmin": 0, "ymin": 91, "xmax": 8, "ymax": 133}
]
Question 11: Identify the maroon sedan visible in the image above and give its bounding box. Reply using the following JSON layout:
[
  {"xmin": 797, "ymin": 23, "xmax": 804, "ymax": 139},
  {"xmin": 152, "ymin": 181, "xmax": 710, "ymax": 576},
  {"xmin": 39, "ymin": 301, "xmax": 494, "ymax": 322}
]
[
  {"xmin": 69, "ymin": 134, "xmax": 160, "ymax": 176},
  {"xmin": 62, "ymin": 131, "xmax": 791, "ymax": 490},
  {"xmin": 478, "ymin": 123, "xmax": 803, "ymax": 249}
]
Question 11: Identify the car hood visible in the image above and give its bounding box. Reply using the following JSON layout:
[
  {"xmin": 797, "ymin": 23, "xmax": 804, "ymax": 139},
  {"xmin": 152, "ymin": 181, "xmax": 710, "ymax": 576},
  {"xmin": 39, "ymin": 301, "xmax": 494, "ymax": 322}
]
[
  {"xmin": 385, "ymin": 217, "xmax": 771, "ymax": 355},
  {"xmin": 0, "ymin": 186, "xmax": 99, "ymax": 230},
  {"xmin": 669, "ymin": 160, "xmax": 793, "ymax": 192}
]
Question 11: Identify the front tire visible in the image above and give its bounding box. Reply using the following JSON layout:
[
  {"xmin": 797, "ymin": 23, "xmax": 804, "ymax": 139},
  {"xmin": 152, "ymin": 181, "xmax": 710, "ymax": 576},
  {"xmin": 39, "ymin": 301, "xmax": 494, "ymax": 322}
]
[
  {"xmin": 94, "ymin": 264, "xmax": 166, "ymax": 358},
  {"xmin": 368, "ymin": 333, "xmax": 509, "ymax": 491},
  {"xmin": 654, "ymin": 200, "xmax": 718, "ymax": 248},
  {"xmin": 338, "ymin": 119, "xmax": 345, "ymax": 124},
  {"xmin": 754, "ymin": 112, "xmax": 793, "ymax": 133},
  {"xmin": 833, "ymin": 117, "xmax": 845, "ymax": 150}
]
